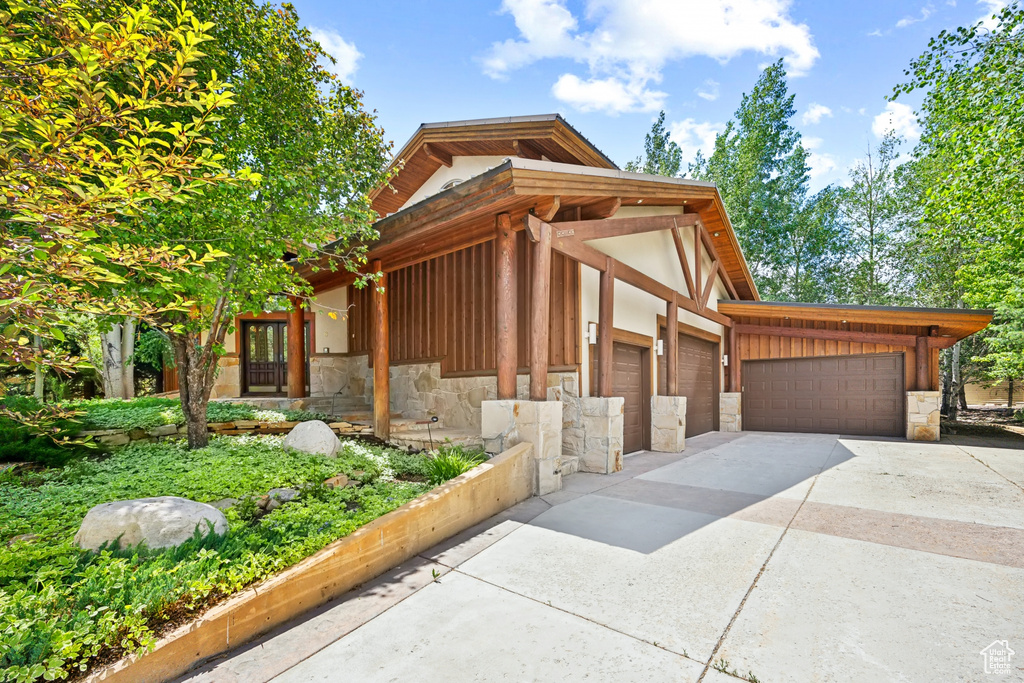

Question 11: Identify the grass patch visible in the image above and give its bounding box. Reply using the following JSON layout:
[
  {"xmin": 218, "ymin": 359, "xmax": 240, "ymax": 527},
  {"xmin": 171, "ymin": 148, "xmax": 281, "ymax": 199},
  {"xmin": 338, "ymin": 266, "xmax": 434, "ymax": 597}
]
[{"xmin": 0, "ymin": 435, "xmax": 434, "ymax": 682}]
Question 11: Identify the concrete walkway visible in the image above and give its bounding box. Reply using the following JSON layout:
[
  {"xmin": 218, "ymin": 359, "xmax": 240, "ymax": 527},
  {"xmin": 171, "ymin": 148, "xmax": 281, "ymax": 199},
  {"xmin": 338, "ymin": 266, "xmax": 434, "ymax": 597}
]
[{"xmin": 180, "ymin": 431, "xmax": 1024, "ymax": 682}]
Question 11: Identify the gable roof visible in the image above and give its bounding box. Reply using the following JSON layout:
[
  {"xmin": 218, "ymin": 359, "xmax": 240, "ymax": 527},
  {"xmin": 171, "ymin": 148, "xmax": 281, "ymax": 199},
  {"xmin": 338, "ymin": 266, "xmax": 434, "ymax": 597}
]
[{"xmin": 371, "ymin": 114, "xmax": 618, "ymax": 216}]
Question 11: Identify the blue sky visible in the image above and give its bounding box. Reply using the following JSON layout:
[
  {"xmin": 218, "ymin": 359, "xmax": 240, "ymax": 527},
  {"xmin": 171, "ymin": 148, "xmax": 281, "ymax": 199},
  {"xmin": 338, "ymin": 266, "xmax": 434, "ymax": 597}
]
[{"xmin": 289, "ymin": 0, "xmax": 1008, "ymax": 191}]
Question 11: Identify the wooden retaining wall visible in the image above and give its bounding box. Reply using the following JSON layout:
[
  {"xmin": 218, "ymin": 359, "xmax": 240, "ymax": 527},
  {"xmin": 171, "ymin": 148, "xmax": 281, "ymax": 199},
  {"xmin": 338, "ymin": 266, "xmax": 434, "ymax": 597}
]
[{"xmin": 86, "ymin": 442, "xmax": 537, "ymax": 683}]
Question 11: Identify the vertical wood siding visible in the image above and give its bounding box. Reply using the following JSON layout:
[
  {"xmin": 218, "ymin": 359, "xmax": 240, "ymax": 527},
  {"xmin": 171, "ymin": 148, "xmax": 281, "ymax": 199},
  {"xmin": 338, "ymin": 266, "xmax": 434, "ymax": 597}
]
[{"xmin": 349, "ymin": 233, "xmax": 580, "ymax": 375}]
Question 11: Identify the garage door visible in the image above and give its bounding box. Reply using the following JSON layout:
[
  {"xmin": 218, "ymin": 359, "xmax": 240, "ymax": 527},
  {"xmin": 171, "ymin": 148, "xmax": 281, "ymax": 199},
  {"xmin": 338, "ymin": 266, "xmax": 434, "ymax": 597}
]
[
  {"xmin": 743, "ymin": 353, "xmax": 905, "ymax": 436},
  {"xmin": 658, "ymin": 332, "xmax": 718, "ymax": 437},
  {"xmin": 612, "ymin": 342, "xmax": 649, "ymax": 453}
]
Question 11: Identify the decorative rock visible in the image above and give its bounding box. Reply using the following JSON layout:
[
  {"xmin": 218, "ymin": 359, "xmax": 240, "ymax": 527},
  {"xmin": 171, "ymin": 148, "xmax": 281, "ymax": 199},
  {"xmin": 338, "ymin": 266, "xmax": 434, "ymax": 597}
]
[
  {"xmin": 128, "ymin": 428, "xmax": 147, "ymax": 441},
  {"xmin": 74, "ymin": 496, "xmax": 228, "ymax": 551},
  {"xmin": 209, "ymin": 498, "xmax": 238, "ymax": 510},
  {"xmin": 234, "ymin": 420, "xmax": 259, "ymax": 429},
  {"xmin": 283, "ymin": 420, "xmax": 340, "ymax": 457},
  {"xmin": 8, "ymin": 533, "xmax": 38, "ymax": 546},
  {"xmin": 148, "ymin": 424, "xmax": 178, "ymax": 437},
  {"xmin": 328, "ymin": 422, "xmax": 353, "ymax": 430},
  {"xmin": 323, "ymin": 474, "xmax": 349, "ymax": 489},
  {"xmin": 268, "ymin": 487, "xmax": 299, "ymax": 503},
  {"xmin": 98, "ymin": 433, "xmax": 131, "ymax": 447}
]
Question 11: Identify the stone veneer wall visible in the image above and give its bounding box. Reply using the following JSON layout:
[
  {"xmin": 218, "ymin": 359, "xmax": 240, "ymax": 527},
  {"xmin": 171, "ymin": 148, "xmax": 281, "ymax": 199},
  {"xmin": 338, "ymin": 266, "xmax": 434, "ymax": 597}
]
[
  {"xmin": 651, "ymin": 396, "xmax": 686, "ymax": 452},
  {"xmin": 481, "ymin": 400, "xmax": 564, "ymax": 494},
  {"xmin": 308, "ymin": 355, "xmax": 580, "ymax": 433},
  {"xmin": 906, "ymin": 390, "xmax": 941, "ymax": 441},
  {"xmin": 720, "ymin": 392, "xmax": 742, "ymax": 432}
]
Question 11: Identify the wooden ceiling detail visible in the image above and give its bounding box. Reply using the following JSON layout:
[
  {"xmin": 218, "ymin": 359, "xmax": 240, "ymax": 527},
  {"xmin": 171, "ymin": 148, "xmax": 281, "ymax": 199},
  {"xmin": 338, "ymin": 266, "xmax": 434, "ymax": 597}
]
[
  {"xmin": 532, "ymin": 195, "xmax": 561, "ymax": 222},
  {"xmin": 371, "ymin": 117, "xmax": 616, "ymax": 216},
  {"xmin": 422, "ymin": 143, "xmax": 452, "ymax": 168},
  {"xmin": 513, "ymin": 139, "xmax": 543, "ymax": 160},
  {"xmin": 580, "ymin": 196, "xmax": 621, "ymax": 220},
  {"xmin": 550, "ymin": 213, "xmax": 699, "ymax": 241}
]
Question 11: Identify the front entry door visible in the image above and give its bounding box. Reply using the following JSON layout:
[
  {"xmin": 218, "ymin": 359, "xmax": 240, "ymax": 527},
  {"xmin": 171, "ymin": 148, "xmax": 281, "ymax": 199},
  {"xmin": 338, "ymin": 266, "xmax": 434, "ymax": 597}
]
[{"xmin": 242, "ymin": 321, "xmax": 310, "ymax": 395}]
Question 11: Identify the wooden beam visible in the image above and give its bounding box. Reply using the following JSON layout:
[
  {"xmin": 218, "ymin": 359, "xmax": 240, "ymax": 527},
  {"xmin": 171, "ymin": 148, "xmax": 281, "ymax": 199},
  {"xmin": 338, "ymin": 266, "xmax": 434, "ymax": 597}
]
[
  {"xmin": 422, "ymin": 142, "xmax": 452, "ymax": 167},
  {"xmin": 370, "ymin": 260, "xmax": 390, "ymax": 440},
  {"xmin": 693, "ymin": 223, "xmax": 702, "ymax": 309},
  {"xmin": 549, "ymin": 213, "xmax": 700, "ymax": 241},
  {"xmin": 597, "ymin": 258, "xmax": 615, "ymax": 397},
  {"xmin": 512, "ymin": 139, "xmax": 543, "ymax": 160},
  {"xmin": 729, "ymin": 325, "xmax": 740, "ymax": 392},
  {"xmin": 671, "ymin": 227, "xmax": 696, "ymax": 301},
  {"xmin": 532, "ymin": 195, "xmax": 561, "ymax": 222},
  {"xmin": 719, "ymin": 262, "xmax": 739, "ymax": 300},
  {"xmin": 286, "ymin": 296, "xmax": 306, "ymax": 399},
  {"xmin": 529, "ymin": 220, "xmax": 552, "ymax": 401},
  {"xmin": 495, "ymin": 213, "xmax": 517, "ymax": 400},
  {"xmin": 666, "ymin": 297, "xmax": 678, "ymax": 396},
  {"xmin": 700, "ymin": 259, "xmax": 718, "ymax": 309},
  {"xmin": 916, "ymin": 336, "xmax": 929, "ymax": 391},
  {"xmin": 581, "ymin": 196, "xmax": 622, "ymax": 220},
  {"xmin": 733, "ymin": 323, "xmax": 957, "ymax": 349}
]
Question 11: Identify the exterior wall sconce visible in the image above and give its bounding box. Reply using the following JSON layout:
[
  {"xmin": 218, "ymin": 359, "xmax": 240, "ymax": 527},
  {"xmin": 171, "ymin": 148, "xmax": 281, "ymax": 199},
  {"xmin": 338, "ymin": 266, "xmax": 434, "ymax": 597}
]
[
  {"xmin": 323, "ymin": 347, "xmax": 330, "ymax": 354},
  {"xmin": 656, "ymin": 339, "xmax": 664, "ymax": 356},
  {"xmin": 587, "ymin": 322, "xmax": 598, "ymax": 343}
]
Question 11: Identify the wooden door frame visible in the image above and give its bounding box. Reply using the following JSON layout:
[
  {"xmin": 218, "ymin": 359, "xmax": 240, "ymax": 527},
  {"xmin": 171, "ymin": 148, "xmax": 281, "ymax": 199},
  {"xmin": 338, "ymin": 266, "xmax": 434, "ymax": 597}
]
[
  {"xmin": 588, "ymin": 323, "xmax": 654, "ymax": 451},
  {"xmin": 240, "ymin": 320, "xmax": 312, "ymax": 396},
  {"xmin": 656, "ymin": 322, "xmax": 722, "ymax": 433}
]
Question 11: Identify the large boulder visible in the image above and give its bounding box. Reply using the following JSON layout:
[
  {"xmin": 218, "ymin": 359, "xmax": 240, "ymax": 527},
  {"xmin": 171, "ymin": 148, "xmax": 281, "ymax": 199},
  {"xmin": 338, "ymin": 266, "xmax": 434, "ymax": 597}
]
[
  {"xmin": 283, "ymin": 420, "xmax": 340, "ymax": 457},
  {"xmin": 74, "ymin": 496, "xmax": 228, "ymax": 551}
]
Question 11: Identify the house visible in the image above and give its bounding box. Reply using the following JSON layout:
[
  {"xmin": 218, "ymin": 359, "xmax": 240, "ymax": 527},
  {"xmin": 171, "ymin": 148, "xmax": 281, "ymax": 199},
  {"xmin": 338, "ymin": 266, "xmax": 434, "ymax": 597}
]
[
  {"xmin": 964, "ymin": 377, "xmax": 1022, "ymax": 408},
  {"xmin": 193, "ymin": 114, "xmax": 991, "ymax": 472}
]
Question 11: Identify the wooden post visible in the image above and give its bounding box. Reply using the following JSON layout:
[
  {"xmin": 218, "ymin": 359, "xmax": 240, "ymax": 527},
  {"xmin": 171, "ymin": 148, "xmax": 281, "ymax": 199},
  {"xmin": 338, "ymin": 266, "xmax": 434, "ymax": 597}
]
[
  {"xmin": 529, "ymin": 221, "xmax": 552, "ymax": 401},
  {"xmin": 286, "ymin": 296, "xmax": 306, "ymax": 399},
  {"xmin": 371, "ymin": 260, "xmax": 390, "ymax": 440},
  {"xmin": 597, "ymin": 258, "xmax": 615, "ymax": 398},
  {"xmin": 495, "ymin": 213, "xmax": 518, "ymax": 400},
  {"xmin": 915, "ymin": 335, "xmax": 929, "ymax": 391},
  {"xmin": 665, "ymin": 297, "xmax": 678, "ymax": 396},
  {"xmin": 729, "ymin": 324, "xmax": 740, "ymax": 392}
]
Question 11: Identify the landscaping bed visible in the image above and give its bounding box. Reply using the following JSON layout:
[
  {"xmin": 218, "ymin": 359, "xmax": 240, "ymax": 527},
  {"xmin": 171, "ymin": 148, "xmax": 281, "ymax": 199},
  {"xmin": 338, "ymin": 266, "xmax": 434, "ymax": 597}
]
[{"xmin": 0, "ymin": 433, "xmax": 481, "ymax": 682}]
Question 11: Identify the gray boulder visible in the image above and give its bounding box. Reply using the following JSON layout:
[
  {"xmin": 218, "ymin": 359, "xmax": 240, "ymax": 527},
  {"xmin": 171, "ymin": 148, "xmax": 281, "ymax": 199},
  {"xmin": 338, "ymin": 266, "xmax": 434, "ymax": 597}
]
[
  {"xmin": 74, "ymin": 496, "xmax": 228, "ymax": 551},
  {"xmin": 283, "ymin": 420, "xmax": 340, "ymax": 457}
]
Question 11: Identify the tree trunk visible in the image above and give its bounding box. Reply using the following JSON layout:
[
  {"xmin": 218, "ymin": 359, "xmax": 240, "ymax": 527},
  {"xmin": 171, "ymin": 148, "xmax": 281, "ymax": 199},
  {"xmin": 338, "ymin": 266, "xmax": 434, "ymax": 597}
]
[
  {"xmin": 1008, "ymin": 378, "xmax": 1014, "ymax": 408},
  {"xmin": 100, "ymin": 318, "xmax": 135, "ymax": 399},
  {"xmin": 948, "ymin": 341, "xmax": 962, "ymax": 422},
  {"xmin": 170, "ymin": 331, "xmax": 219, "ymax": 449},
  {"xmin": 33, "ymin": 335, "xmax": 45, "ymax": 401}
]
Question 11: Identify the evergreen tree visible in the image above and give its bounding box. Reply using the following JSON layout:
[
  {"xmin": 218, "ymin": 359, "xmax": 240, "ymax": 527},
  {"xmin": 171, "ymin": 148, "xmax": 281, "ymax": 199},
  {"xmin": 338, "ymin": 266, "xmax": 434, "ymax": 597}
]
[{"xmin": 625, "ymin": 111, "xmax": 682, "ymax": 177}]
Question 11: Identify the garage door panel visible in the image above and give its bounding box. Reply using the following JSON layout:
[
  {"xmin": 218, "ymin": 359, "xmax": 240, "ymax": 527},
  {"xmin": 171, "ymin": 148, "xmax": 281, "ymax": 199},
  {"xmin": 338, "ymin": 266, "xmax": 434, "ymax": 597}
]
[
  {"xmin": 658, "ymin": 331, "xmax": 718, "ymax": 438},
  {"xmin": 743, "ymin": 353, "xmax": 905, "ymax": 437}
]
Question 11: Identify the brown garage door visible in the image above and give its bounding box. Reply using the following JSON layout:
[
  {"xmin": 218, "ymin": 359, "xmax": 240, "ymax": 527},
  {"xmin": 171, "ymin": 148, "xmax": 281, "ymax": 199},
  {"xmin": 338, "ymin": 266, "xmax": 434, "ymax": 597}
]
[
  {"xmin": 612, "ymin": 342, "xmax": 650, "ymax": 453},
  {"xmin": 743, "ymin": 353, "xmax": 905, "ymax": 436},
  {"xmin": 658, "ymin": 332, "xmax": 718, "ymax": 437}
]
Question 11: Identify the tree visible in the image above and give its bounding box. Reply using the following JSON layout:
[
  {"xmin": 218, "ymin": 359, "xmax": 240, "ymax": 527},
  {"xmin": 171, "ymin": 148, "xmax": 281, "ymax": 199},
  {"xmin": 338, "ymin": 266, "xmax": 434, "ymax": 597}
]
[
  {"xmin": 118, "ymin": 0, "xmax": 393, "ymax": 448},
  {"xmin": 0, "ymin": 0, "xmax": 240, "ymax": 433},
  {"xmin": 692, "ymin": 60, "xmax": 848, "ymax": 301},
  {"xmin": 837, "ymin": 132, "xmax": 917, "ymax": 305},
  {"xmin": 625, "ymin": 111, "xmax": 682, "ymax": 176}
]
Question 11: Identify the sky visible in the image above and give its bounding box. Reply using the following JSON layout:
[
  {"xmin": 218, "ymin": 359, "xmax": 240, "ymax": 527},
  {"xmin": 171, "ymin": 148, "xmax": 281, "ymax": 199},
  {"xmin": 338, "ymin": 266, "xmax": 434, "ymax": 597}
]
[{"xmin": 288, "ymin": 0, "xmax": 1010, "ymax": 191}]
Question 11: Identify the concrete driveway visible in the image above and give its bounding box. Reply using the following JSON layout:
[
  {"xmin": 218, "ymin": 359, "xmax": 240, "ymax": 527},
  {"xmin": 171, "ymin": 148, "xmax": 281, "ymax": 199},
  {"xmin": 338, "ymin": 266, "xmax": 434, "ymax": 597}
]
[{"xmin": 182, "ymin": 431, "xmax": 1024, "ymax": 682}]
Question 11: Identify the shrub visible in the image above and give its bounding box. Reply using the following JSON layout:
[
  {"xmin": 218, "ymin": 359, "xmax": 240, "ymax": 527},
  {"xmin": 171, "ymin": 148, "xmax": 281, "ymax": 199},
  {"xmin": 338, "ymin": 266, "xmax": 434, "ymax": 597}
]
[
  {"xmin": 0, "ymin": 397, "xmax": 86, "ymax": 467},
  {"xmin": 425, "ymin": 444, "xmax": 486, "ymax": 485}
]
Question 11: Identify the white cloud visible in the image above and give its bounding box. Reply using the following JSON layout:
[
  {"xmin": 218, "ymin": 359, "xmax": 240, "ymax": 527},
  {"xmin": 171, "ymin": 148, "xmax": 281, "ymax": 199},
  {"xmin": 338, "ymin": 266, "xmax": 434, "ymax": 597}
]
[
  {"xmin": 807, "ymin": 152, "xmax": 838, "ymax": 179},
  {"xmin": 669, "ymin": 118, "xmax": 726, "ymax": 162},
  {"xmin": 895, "ymin": 5, "xmax": 934, "ymax": 28},
  {"xmin": 872, "ymin": 102, "xmax": 921, "ymax": 140},
  {"xmin": 551, "ymin": 74, "xmax": 665, "ymax": 114},
  {"xmin": 696, "ymin": 79, "xmax": 720, "ymax": 101},
  {"xmin": 801, "ymin": 103, "xmax": 832, "ymax": 125},
  {"xmin": 310, "ymin": 28, "xmax": 362, "ymax": 82},
  {"xmin": 483, "ymin": 0, "xmax": 820, "ymax": 113},
  {"xmin": 802, "ymin": 136, "xmax": 823, "ymax": 150},
  {"xmin": 977, "ymin": 0, "xmax": 1010, "ymax": 28},
  {"xmin": 867, "ymin": 28, "xmax": 885, "ymax": 37}
]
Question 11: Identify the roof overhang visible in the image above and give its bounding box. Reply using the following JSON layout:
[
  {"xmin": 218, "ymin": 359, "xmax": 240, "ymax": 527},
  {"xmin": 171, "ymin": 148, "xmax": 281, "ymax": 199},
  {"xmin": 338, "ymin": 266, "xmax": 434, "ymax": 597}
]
[
  {"xmin": 718, "ymin": 300, "xmax": 993, "ymax": 342},
  {"xmin": 306, "ymin": 157, "xmax": 760, "ymax": 301}
]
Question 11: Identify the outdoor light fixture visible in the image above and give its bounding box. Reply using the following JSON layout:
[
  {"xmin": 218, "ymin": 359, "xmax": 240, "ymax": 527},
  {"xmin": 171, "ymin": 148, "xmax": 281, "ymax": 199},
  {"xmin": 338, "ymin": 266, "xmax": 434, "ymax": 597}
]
[
  {"xmin": 723, "ymin": 354, "xmax": 729, "ymax": 366},
  {"xmin": 656, "ymin": 339, "xmax": 664, "ymax": 356},
  {"xmin": 323, "ymin": 347, "xmax": 330, "ymax": 354},
  {"xmin": 588, "ymin": 322, "xmax": 598, "ymax": 343}
]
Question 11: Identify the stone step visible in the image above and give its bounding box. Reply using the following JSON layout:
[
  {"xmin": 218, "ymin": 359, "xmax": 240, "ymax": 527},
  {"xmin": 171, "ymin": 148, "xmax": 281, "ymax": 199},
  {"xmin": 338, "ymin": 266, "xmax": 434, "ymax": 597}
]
[
  {"xmin": 560, "ymin": 455, "xmax": 580, "ymax": 476},
  {"xmin": 389, "ymin": 428, "xmax": 483, "ymax": 452},
  {"xmin": 389, "ymin": 417, "xmax": 444, "ymax": 432}
]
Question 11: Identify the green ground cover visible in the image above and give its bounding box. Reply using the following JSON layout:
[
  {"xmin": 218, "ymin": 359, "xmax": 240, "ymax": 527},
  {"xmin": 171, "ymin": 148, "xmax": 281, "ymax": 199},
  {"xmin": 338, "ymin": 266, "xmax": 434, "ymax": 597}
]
[
  {"xmin": 0, "ymin": 435, "xmax": 454, "ymax": 682},
  {"xmin": 70, "ymin": 397, "xmax": 330, "ymax": 431}
]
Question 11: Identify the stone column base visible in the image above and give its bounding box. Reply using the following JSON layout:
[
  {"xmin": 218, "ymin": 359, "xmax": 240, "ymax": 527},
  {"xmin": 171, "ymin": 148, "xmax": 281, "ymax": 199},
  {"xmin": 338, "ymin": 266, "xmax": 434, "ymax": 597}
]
[
  {"xmin": 720, "ymin": 392, "xmax": 742, "ymax": 432},
  {"xmin": 651, "ymin": 396, "xmax": 686, "ymax": 452},
  {"xmin": 482, "ymin": 400, "xmax": 564, "ymax": 494},
  {"xmin": 578, "ymin": 397, "xmax": 624, "ymax": 474},
  {"xmin": 906, "ymin": 391, "xmax": 941, "ymax": 441}
]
